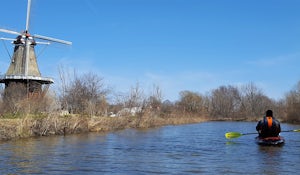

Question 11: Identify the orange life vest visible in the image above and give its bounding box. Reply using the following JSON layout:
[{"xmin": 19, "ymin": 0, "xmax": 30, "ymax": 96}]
[{"xmin": 267, "ymin": 116, "xmax": 273, "ymax": 128}]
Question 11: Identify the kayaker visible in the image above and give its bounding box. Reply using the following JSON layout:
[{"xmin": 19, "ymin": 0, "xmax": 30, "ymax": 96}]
[{"xmin": 256, "ymin": 110, "xmax": 281, "ymax": 138}]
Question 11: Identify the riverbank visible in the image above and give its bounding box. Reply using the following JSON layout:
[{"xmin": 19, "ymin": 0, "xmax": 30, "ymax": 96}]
[{"xmin": 0, "ymin": 114, "xmax": 207, "ymax": 141}]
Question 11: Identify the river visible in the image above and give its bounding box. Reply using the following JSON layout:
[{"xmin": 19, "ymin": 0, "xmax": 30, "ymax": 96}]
[{"xmin": 0, "ymin": 121, "xmax": 299, "ymax": 174}]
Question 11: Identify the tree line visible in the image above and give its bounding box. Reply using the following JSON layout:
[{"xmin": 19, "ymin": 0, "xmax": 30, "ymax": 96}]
[{"xmin": 0, "ymin": 70, "xmax": 300, "ymax": 124}]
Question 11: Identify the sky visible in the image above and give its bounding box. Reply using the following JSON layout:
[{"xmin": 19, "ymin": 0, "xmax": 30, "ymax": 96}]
[{"xmin": 0, "ymin": 0, "xmax": 300, "ymax": 102}]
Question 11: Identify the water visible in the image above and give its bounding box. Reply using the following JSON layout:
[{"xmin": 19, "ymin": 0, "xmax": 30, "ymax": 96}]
[{"xmin": 0, "ymin": 121, "xmax": 300, "ymax": 174}]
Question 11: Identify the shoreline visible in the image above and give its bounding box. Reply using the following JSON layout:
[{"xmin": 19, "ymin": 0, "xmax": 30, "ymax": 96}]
[
  {"xmin": 0, "ymin": 114, "xmax": 207, "ymax": 141},
  {"xmin": 1, "ymin": 115, "xmax": 297, "ymax": 142}
]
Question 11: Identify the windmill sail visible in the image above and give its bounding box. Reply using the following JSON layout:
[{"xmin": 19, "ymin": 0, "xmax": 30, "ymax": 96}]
[{"xmin": 0, "ymin": 0, "xmax": 71, "ymax": 94}]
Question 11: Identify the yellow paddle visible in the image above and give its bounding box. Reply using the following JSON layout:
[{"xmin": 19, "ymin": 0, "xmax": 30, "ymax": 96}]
[{"xmin": 225, "ymin": 129, "xmax": 300, "ymax": 139}]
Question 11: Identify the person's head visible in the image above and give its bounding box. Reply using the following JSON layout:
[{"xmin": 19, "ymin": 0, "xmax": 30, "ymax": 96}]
[{"xmin": 266, "ymin": 110, "xmax": 273, "ymax": 117}]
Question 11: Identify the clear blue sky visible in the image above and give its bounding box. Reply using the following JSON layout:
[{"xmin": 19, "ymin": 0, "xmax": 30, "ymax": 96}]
[{"xmin": 0, "ymin": 0, "xmax": 300, "ymax": 101}]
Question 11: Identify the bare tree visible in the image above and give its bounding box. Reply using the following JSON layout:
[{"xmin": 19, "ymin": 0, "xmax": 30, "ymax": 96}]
[
  {"xmin": 113, "ymin": 82, "xmax": 146, "ymax": 117},
  {"xmin": 161, "ymin": 100, "xmax": 174, "ymax": 116},
  {"xmin": 177, "ymin": 90, "xmax": 204, "ymax": 114},
  {"xmin": 147, "ymin": 84, "xmax": 163, "ymax": 110},
  {"xmin": 60, "ymin": 72, "xmax": 109, "ymax": 116},
  {"xmin": 285, "ymin": 81, "xmax": 300, "ymax": 123},
  {"xmin": 58, "ymin": 64, "xmax": 72, "ymax": 112},
  {"xmin": 239, "ymin": 82, "xmax": 277, "ymax": 120},
  {"xmin": 209, "ymin": 85, "xmax": 241, "ymax": 119},
  {"xmin": 125, "ymin": 82, "xmax": 145, "ymax": 109},
  {"xmin": 240, "ymin": 82, "xmax": 265, "ymax": 119}
]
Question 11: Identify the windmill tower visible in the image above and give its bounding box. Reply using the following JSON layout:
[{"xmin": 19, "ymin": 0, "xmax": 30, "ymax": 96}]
[{"xmin": 0, "ymin": 0, "xmax": 71, "ymax": 96}]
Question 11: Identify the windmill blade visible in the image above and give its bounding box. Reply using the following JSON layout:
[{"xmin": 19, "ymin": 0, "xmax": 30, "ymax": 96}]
[
  {"xmin": 33, "ymin": 34, "xmax": 72, "ymax": 45},
  {"xmin": 26, "ymin": 0, "xmax": 32, "ymax": 32},
  {"xmin": 0, "ymin": 37, "xmax": 16, "ymax": 41},
  {"xmin": 36, "ymin": 41, "xmax": 51, "ymax": 45},
  {"xmin": 0, "ymin": 28, "xmax": 22, "ymax": 36}
]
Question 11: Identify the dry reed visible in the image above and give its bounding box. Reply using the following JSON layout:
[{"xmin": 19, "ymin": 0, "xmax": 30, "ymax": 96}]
[{"xmin": 0, "ymin": 113, "xmax": 207, "ymax": 141}]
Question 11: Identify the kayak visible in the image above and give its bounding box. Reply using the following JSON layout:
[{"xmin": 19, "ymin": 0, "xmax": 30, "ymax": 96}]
[{"xmin": 255, "ymin": 136, "xmax": 285, "ymax": 146}]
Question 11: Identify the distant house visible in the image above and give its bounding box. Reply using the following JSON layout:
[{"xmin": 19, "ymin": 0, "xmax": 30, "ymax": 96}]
[
  {"xmin": 108, "ymin": 112, "xmax": 116, "ymax": 117},
  {"xmin": 116, "ymin": 107, "xmax": 142, "ymax": 117}
]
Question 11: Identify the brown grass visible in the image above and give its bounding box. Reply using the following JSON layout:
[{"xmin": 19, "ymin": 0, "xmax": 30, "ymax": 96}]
[{"xmin": 0, "ymin": 114, "xmax": 207, "ymax": 141}]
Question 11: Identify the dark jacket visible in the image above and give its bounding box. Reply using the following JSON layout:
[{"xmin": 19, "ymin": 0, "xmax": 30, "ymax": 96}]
[{"xmin": 256, "ymin": 116, "xmax": 281, "ymax": 138}]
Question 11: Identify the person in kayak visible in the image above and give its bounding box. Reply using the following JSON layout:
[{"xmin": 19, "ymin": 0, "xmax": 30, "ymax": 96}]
[{"xmin": 256, "ymin": 110, "xmax": 281, "ymax": 138}]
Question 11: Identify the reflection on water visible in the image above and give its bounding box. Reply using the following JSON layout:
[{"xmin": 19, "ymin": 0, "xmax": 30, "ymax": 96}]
[{"xmin": 0, "ymin": 122, "xmax": 300, "ymax": 174}]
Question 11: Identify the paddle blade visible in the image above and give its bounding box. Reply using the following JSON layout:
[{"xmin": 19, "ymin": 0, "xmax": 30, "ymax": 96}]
[
  {"xmin": 225, "ymin": 132, "xmax": 243, "ymax": 139},
  {"xmin": 281, "ymin": 129, "xmax": 300, "ymax": 133}
]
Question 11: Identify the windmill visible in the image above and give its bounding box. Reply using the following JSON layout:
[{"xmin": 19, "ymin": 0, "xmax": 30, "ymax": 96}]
[{"xmin": 0, "ymin": 0, "xmax": 71, "ymax": 96}]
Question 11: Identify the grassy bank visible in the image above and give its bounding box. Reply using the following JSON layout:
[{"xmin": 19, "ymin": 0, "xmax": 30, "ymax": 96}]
[{"xmin": 0, "ymin": 114, "xmax": 207, "ymax": 141}]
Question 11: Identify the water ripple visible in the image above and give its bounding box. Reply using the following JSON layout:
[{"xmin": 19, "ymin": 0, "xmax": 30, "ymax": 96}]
[{"xmin": 0, "ymin": 122, "xmax": 300, "ymax": 174}]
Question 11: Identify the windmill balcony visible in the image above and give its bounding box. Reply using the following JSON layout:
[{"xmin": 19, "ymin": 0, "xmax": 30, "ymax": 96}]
[{"xmin": 0, "ymin": 74, "xmax": 54, "ymax": 84}]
